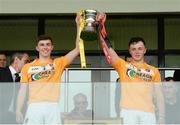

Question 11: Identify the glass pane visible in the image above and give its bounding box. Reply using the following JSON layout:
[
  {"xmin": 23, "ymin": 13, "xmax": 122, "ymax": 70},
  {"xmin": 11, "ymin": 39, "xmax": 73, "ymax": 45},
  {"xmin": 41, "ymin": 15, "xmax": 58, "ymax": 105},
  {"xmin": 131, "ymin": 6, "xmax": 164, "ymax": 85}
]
[
  {"xmin": 159, "ymin": 69, "xmax": 175, "ymax": 81},
  {"xmin": 1, "ymin": 82, "xmax": 180, "ymax": 124},
  {"xmin": 110, "ymin": 82, "xmax": 118, "ymax": 117},
  {"xmin": 144, "ymin": 56, "xmax": 158, "ymax": 67},
  {"xmin": 60, "ymin": 82, "xmax": 66, "ymax": 112},
  {"xmin": 165, "ymin": 18, "xmax": 180, "ymax": 49},
  {"xmin": 165, "ymin": 55, "xmax": 180, "ymax": 67},
  {"xmin": 68, "ymin": 70, "xmax": 91, "ymax": 82},
  {"xmin": 162, "ymin": 81, "xmax": 180, "ymax": 124},
  {"xmin": 45, "ymin": 19, "xmax": 76, "ymax": 50},
  {"xmin": 65, "ymin": 70, "xmax": 92, "ymax": 116},
  {"xmin": 110, "ymin": 70, "xmax": 119, "ymax": 82},
  {"xmin": 106, "ymin": 18, "xmax": 157, "ymax": 50},
  {"xmin": 0, "ymin": 20, "xmax": 37, "ymax": 50},
  {"xmin": 67, "ymin": 82, "xmax": 92, "ymax": 112},
  {"xmin": 165, "ymin": 70, "xmax": 175, "ymax": 78},
  {"xmin": 46, "ymin": 18, "xmax": 157, "ymax": 51},
  {"xmin": 46, "ymin": 19, "xmax": 100, "ymax": 51},
  {"xmin": 61, "ymin": 71, "xmax": 66, "ymax": 82}
]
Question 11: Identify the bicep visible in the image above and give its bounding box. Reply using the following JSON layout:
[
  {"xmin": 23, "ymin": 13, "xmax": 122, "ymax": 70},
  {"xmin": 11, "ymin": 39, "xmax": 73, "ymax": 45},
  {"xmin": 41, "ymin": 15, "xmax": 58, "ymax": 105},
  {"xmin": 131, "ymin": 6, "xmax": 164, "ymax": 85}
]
[{"xmin": 20, "ymin": 65, "xmax": 30, "ymax": 83}]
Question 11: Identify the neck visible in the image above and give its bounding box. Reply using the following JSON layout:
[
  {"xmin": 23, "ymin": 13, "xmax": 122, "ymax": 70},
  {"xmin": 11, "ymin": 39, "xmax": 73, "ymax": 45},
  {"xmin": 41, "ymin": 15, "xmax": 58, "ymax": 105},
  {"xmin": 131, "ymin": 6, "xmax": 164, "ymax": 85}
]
[
  {"xmin": 132, "ymin": 59, "xmax": 145, "ymax": 64},
  {"xmin": 38, "ymin": 56, "xmax": 51, "ymax": 61},
  {"xmin": 11, "ymin": 64, "xmax": 19, "ymax": 73}
]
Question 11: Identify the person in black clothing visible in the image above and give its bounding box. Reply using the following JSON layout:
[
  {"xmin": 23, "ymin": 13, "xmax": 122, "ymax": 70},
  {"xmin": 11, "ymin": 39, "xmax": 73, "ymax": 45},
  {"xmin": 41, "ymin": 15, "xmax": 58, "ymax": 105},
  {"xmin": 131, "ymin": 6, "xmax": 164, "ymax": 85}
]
[
  {"xmin": 0, "ymin": 53, "xmax": 7, "ymax": 68},
  {"xmin": 0, "ymin": 52, "xmax": 29, "ymax": 124},
  {"xmin": 174, "ymin": 70, "xmax": 180, "ymax": 81}
]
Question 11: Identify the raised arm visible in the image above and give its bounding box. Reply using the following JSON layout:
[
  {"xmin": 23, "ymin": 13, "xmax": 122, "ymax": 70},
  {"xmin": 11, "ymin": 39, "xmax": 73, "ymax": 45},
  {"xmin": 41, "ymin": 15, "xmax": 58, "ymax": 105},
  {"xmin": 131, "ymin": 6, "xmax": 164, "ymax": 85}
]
[
  {"xmin": 97, "ymin": 12, "xmax": 119, "ymax": 64},
  {"xmin": 65, "ymin": 13, "xmax": 80, "ymax": 64}
]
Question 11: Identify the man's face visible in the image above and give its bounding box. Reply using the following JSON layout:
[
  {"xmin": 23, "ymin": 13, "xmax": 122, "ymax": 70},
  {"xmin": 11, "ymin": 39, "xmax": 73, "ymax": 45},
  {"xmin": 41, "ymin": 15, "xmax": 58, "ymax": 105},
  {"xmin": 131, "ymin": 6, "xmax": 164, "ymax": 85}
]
[
  {"xmin": 36, "ymin": 40, "xmax": 53, "ymax": 58},
  {"xmin": 17, "ymin": 54, "xmax": 30, "ymax": 71},
  {"xmin": 129, "ymin": 41, "xmax": 146, "ymax": 62},
  {"xmin": 0, "ymin": 54, "xmax": 7, "ymax": 68},
  {"xmin": 23, "ymin": 53, "xmax": 30, "ymax": 64},
  {"xmin": 74, "ymin": 96, "xmax": 88, "ymax": 112}
]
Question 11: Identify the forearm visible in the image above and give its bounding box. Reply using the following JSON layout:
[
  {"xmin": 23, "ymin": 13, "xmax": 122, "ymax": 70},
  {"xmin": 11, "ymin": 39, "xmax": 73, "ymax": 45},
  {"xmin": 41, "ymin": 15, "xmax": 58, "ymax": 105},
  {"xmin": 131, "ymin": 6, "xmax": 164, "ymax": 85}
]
[
  {"xmin": 99, "ymin": 29, "xmax": 118, "ymax": 64},
  {"xmin": 76, "ymin": 24, "xmax": 80, "ymax": 50},
  {"xmin": 16, "ymin": 84, "xmax": 27, "ymax": 113},
  {"xmin": 98, "ymin": 13, "xmax": 119, "ymax": 64},
  {"xmin": 99, "ymin": 19, "xmax": 112, "ymax": 49}
]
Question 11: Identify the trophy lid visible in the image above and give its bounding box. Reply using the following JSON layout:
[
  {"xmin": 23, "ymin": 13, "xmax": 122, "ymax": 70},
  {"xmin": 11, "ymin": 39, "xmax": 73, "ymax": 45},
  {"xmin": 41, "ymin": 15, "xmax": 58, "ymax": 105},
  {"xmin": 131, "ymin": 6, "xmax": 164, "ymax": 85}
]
[
  {"xmin": 84, "ymin": 9, "xmax": 97, "ymax": 23},
  {"xmin": 85, "ymin": 9, "xmax": 97, "ymax": 13}
]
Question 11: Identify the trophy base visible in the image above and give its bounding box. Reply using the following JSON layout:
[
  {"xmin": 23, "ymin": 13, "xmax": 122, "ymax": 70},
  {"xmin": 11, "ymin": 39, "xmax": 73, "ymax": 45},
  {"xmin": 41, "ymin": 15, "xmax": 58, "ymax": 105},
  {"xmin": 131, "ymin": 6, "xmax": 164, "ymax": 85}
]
[{"xmin": 80, "ymin": 31, "xmax": 98, "ymax": 41}]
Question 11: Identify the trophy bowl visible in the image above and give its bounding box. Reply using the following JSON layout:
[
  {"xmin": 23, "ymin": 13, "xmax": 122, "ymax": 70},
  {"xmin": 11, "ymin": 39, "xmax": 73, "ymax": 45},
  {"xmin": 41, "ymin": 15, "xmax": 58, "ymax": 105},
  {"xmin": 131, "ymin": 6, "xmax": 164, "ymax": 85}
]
[{"xmin": 80, "ymin": 9, "xmax": 98, "ymax": 41}]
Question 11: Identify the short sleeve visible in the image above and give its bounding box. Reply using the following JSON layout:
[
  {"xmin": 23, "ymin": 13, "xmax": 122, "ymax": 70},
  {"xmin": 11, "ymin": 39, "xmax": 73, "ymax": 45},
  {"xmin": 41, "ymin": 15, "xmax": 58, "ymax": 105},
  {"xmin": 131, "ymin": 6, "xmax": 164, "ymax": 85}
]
[
  {"xmin": 54, "ymin": 56, "xmax": 69, "ymax": 70},
  {"xmin": 112, "ymin": 57, "xmax": 126, "ymax": 73},
  {"xmin": 153, "ymin": 68, "xmax": 161, "ymax": 83},
  {"xmin": 20, "ymin": 64, "xmax": 29, "ymax": 83}
]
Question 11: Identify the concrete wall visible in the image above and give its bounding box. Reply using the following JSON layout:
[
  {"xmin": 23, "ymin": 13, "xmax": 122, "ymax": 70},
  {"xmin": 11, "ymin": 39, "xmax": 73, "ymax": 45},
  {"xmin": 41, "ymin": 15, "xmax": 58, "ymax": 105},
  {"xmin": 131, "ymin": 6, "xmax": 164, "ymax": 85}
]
[{"xmin": 0, "ymin": 0, "xmax": 180, "ymax": 14}]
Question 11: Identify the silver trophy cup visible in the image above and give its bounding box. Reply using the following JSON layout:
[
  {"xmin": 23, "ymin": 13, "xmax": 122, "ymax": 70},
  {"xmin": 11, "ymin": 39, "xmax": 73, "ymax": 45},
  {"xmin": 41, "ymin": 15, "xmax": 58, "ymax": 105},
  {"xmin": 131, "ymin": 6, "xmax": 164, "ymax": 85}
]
[{"xmin": 80, "ymin": 9, "xmax": 98, "ymax": 41}]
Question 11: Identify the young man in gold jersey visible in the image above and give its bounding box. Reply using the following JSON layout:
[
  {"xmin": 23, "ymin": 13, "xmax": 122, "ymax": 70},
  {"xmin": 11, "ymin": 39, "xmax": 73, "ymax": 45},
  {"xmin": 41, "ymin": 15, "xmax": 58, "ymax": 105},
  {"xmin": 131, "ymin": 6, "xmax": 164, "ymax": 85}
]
[
  {"xmin": 16, "ymin": 14, "xmax": 81, "ymax": 124},
  {"xmin": 97, "ymin": 13, "xmax": 165, "ymax": 124}
]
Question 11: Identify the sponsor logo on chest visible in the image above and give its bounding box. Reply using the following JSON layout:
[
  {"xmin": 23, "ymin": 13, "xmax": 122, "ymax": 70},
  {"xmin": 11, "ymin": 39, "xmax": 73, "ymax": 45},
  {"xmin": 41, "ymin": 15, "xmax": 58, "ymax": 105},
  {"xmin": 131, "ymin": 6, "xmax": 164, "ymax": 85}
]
[
  {"xmin": 28, "ymin": 64, "xmax": 54, "ymax": 73},
  {"xmin": 126, "ymin": 64, "xmax": 154, "ymax": 81},
  {"xmin": 28, "ymin": 64, "xmax": 55, "ymax": 81}
]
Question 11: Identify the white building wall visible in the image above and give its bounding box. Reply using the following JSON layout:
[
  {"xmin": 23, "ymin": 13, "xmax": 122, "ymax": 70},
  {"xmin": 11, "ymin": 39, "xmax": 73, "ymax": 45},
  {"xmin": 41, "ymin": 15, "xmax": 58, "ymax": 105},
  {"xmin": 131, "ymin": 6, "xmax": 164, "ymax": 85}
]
[{"xmin": 0, "ymin": 0, "xmax": 180, "ymax": 14}]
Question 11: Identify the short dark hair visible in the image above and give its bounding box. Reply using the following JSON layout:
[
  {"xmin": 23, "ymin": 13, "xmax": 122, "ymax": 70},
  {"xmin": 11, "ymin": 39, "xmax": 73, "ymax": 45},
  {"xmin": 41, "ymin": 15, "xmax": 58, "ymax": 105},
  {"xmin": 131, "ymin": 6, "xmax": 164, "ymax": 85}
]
[
  {"xmin": 37, "ymin": 35, "xmax": 53, "ymax": 45},
  {"xmin": 0, "ymin": 52, "xmax": 6, "ymax": 56},
  {"xmin": 128, "ymin": 37, "xmax": 146, "ymax": 47},
  {"xmin": 164, "ymin": 77, "xmax": 174, "ymax": 81},
  {"xmin": 10, "ymin": 52, "xmax": 24, "ymax": 65},
  {"xmin": 73, "ymin": 93, "xmax": 87, "ymax": 102}
]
